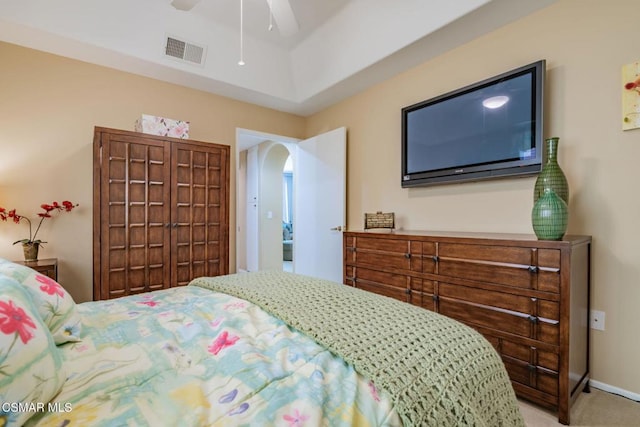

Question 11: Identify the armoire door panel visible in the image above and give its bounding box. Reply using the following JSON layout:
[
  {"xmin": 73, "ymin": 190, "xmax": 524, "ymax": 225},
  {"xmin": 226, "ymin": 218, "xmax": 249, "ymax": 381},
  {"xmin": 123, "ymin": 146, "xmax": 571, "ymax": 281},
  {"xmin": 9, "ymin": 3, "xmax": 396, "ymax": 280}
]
[
  {"xmin": 171, "ymin": 142, "xmax": 228, "ymax": 287},
  {"xmin": 208, "ymin": 228, "xmax": 222, "ymax": 254},
  {"xmin": 208, "ymin": 170, "xmax": 222, "ymax": 187},
  {"xmin": 176, "ymin": 166, "xmax": 202, "ymax": 273},
  {"xmin": 207, "ymin": 260, "xmax": 222, "ymax": 277},
  {"xmin": 96, "ymin": 130, "xmax": 172, "ymax": 299},
  {"xmin": 192, "ymin": 207, "xmax": 205, "ymax": 224}
]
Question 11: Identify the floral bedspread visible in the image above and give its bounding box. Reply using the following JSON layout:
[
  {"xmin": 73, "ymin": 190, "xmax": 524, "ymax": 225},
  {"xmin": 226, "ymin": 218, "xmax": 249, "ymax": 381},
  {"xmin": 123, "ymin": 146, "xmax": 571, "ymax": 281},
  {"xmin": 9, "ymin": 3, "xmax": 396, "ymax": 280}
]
[{"xmin": 28, "ymin": 286, "xmax": 400, "ymax": 427}]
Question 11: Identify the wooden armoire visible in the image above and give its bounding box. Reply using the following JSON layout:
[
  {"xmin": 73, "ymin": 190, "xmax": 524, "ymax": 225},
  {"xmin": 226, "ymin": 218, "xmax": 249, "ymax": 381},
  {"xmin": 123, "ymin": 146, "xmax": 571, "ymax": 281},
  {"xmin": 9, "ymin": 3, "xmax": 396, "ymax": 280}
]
[{"xmin": 92, "ymin": 127, "xmax": 230, "ymax": 300}]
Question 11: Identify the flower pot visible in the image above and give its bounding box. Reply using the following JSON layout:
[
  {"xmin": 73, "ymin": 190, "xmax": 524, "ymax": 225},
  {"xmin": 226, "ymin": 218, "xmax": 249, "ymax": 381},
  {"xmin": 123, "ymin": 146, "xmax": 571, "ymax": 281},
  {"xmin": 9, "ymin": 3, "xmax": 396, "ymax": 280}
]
[{"xmin": 22, "ymin": 242, "xmax": 40, "ymax": 262}]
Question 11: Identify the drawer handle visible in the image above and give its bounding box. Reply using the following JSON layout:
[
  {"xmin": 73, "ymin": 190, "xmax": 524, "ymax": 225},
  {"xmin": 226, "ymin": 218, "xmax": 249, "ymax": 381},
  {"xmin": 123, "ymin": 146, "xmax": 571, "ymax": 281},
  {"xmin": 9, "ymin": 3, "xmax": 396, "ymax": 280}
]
[
  {"xmin": 405, "ymin": 253, "xmax": 411, "ymax": 259},
  {"xmin": 526, "ymin": 364, "xmax": 536, "ymax": 372},
  {"xmin": 528, "ymin": 266, "xmax": 539, "ymax": 273},
  {"xmin": 432, "ymin": 295, "xmax": 439, "ymax": 302},
  {"xmin": 528, "ymin": 315, "xmax": 538, "ymax": 324},
  {"xmin": 432, "ymin": 255, "xmax": 439, "ymax": 262},
  {"xmin": 405, "ymin": 288, "xmax": 411, "ymax": 295}
]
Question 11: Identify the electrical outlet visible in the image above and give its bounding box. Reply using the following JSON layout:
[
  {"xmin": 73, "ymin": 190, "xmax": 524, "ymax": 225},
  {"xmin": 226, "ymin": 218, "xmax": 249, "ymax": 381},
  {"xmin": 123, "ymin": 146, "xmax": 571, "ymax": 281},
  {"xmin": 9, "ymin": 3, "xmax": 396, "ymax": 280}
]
[{"xmin": 590, "ymin": 310, "xmax": 605, "ymax": 331}]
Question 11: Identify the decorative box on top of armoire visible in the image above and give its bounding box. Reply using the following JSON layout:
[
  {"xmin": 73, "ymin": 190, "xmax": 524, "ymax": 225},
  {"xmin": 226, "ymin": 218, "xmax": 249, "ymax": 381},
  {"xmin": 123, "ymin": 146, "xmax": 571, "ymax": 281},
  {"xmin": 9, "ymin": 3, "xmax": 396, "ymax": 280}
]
[
  {"xmin": 343, "ymin": 230, "xmax": 591, "ymax": 425},
  {"xmin": 93, "ymin": 127, "xmax": 230, "ymax": 300}
]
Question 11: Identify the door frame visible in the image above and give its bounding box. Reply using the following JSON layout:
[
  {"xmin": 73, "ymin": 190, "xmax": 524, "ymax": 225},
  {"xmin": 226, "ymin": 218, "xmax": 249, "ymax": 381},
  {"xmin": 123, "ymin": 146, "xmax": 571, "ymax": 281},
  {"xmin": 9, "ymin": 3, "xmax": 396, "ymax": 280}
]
[{"xmin": 235, "ymin": 128, "xmax": 300, "ymax": 273}]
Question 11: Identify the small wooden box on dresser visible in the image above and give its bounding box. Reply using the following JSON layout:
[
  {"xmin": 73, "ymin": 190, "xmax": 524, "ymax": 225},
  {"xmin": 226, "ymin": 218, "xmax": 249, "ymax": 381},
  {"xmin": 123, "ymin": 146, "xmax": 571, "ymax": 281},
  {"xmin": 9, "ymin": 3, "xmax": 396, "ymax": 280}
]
[{"xmin": 343, "ymin": 230, "xmax": 591, "ymax": 425}]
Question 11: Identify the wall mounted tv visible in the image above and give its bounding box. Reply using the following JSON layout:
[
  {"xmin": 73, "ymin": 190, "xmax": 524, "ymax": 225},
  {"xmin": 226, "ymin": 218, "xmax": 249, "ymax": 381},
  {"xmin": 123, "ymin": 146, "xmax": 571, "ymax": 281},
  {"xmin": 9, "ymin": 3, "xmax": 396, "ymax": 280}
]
[{"xmin": 401, "ymin": 60, "xmax": 545, "ymax": 187}]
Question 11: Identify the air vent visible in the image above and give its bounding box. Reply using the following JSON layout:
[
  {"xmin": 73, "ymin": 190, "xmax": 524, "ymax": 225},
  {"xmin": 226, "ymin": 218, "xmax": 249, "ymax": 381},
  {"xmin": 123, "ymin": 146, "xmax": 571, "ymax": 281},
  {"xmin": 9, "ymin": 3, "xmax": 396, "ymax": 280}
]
[{"xmin": 165, "ymin": 36, "xmax": 206, "ymax": 66}]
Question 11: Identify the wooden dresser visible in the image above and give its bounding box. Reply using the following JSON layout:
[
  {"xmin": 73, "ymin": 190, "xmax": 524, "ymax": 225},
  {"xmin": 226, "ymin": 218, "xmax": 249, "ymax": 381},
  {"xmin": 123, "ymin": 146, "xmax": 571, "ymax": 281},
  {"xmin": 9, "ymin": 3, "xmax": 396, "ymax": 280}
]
[{"xmin": 343, "ymin": 230, "xmax": 591, "ymax": 425}]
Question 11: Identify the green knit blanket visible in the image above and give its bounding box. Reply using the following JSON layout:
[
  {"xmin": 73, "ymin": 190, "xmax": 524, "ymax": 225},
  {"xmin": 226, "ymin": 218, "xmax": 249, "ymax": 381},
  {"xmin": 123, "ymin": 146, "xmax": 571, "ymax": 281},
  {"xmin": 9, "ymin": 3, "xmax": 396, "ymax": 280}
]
[{"xmin": 190, "ymin": 271, "xmax": 524, "ymax": 427}]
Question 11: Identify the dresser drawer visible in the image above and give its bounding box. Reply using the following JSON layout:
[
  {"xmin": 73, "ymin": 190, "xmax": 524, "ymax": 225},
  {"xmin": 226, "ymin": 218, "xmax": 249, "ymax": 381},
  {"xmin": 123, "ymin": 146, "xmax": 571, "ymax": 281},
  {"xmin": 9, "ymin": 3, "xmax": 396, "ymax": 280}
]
[
  {"xmin": 439, "ymin": 297, "xmax": 559, "ymax": 345},
  {"xmin": 438, "ymin": 243, "xmax": 560, "ymax": 268},
  {"xmin": 354, "ymin": 280, "xmax": 408, "ymax": 302},
  {"xmin": 504, "ymin": 357, "xmax": 558, "ymax": 398},
  {"xmin": 346, "ymin": 266, "xmax": 434, "ymax": 306},
  {"xmin": 353, "ymin": 250, "xmax": 412, "ymax": 271},
  {"xmin": 501, "ymin": 339, "xmax": 559, "ymax": 372},
  {"xmin": 408, "ymin": 290, "xmax": 436, "ymax": 311},
  {"xmin": 483, "ymin": 332, "xmax": 559, "ymax": 372},
  {"xmin": 438, "ymin": 258, "xmax": 560, "ymax": 293},
  {"xmin": 348, "ymin": 237, "xmax": 433, "ymax": 272},
  {"xmin": 353, "ymin": 236, "xmax": 411, "ymax": 253},
  {"xmin": 437, "ymin": 243, "xmax": 561, "ymax": 293},
  {"xmin": 439, "ymin": 282, "xmax": 559, "ymax": 321},
  {"xmin": 482, "ymin": 332, "xmax": 559, "ymax": 398},
  {"xmin": 349, "ymin": 266, "xmax": 412, "ymax": 291}
]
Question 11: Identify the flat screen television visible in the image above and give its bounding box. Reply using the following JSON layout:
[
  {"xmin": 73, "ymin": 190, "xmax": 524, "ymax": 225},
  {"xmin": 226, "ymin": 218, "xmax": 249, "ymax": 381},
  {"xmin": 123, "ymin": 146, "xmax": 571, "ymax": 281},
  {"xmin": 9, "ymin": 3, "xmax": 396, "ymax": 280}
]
[{"xmin": 401, "ymin": 60, "xmax": 545, "ymax": 187}]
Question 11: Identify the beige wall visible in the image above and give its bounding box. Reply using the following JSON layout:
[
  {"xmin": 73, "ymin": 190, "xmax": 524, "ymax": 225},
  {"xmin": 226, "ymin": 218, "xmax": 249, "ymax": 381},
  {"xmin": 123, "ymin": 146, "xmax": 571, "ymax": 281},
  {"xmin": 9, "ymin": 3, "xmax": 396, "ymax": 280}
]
[
  {"xmin": 306, "ymin": 0, "xmax": 640, "ymax": 396},
  {"xmin": 0, "ymin": 41, "xmax": 305, "ymax": 302}
]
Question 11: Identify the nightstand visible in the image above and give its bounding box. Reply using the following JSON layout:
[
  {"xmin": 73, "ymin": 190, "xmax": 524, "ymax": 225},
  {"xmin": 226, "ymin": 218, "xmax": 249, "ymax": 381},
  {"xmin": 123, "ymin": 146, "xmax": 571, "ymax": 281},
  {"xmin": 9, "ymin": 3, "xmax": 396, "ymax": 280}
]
[{"xmin": 15, "ymin": 258, "xmax": 58, "ymax": 281}]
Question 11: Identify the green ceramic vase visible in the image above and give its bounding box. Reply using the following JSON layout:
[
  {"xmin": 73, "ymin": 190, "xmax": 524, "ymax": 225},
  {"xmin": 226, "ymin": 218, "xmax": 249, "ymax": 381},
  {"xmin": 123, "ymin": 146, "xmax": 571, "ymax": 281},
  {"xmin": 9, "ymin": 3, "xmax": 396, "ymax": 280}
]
[
  {"xmin": 534, "ymin": 137, "xmax": 569, "ymax": 204},
  {"xmin": 532, "ymin": 188, "xmax": 568, "ymax": 240}
]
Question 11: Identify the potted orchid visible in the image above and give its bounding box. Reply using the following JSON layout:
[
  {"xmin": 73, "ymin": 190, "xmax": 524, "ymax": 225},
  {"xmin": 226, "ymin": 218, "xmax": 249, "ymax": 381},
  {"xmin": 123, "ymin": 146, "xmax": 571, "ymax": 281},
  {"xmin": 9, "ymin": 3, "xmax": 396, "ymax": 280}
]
[{"xmin": 0, "ymin": 201, "xmax": 79, "ymax": 261}]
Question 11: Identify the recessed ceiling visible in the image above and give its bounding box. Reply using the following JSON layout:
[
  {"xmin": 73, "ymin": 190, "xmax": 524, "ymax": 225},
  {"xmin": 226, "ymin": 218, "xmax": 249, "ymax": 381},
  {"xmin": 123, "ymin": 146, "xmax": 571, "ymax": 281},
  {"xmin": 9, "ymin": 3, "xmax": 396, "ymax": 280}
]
[{"xmin": 0, "ymin": 0, "xmax": 557, "ymax": 116}]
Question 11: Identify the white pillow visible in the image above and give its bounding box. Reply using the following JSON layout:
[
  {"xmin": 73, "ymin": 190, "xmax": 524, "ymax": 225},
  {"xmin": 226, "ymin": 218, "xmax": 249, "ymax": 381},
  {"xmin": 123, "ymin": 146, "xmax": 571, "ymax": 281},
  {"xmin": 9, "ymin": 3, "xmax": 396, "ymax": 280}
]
[
  {"xmin": 0, "ymin": 259, "xmax": 82, "ymax": 344},
  {"xmin": 0, "ymin": 274, "xmax": 66, "ymax": 426}
]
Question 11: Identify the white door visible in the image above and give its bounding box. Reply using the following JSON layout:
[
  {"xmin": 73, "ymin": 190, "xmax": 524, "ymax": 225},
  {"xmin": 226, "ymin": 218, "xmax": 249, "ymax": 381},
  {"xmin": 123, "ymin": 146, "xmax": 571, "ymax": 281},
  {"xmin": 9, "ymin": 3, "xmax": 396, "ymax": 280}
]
[{"xmin": 294, "ymin": 127, "xmax": 346, "ymax": 282}]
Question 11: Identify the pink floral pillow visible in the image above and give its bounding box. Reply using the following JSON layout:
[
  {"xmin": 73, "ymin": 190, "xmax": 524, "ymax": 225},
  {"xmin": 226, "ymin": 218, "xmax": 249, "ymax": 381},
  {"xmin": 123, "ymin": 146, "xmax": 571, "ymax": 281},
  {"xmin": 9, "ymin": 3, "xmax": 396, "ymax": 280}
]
[
  {"xmin": 0, "ymin": 275, "xmax": 66, "ymax": 426},
  {"xmin": 0, "ymin": 259, "xmax": 82, "ymax": 344}
]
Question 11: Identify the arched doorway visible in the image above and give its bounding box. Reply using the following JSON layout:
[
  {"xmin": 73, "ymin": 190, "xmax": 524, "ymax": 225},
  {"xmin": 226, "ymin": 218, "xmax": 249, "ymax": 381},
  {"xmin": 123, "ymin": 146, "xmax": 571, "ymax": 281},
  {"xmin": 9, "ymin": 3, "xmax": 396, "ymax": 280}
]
[{"xmin": 258, "ymin": 142, "xmax": 293, "ymax": 271}]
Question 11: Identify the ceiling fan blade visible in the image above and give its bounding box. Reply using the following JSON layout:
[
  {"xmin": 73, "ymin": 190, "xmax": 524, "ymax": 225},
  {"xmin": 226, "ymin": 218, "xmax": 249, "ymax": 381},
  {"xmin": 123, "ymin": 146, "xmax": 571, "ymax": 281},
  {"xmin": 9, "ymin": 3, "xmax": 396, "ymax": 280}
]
[
  {"xmin": 267, "ymin": 0, "xmax": 299, "ymax": 37},
  {"xmin": 171, "ymin": 0, "xmax": 202, "ymax": 11}
]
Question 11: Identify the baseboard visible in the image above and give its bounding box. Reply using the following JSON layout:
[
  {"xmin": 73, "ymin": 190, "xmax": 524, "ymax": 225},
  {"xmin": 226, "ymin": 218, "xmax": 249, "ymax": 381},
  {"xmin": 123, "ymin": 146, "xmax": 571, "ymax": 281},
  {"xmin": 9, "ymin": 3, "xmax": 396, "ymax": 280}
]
[{"xmin": 590, "ymin": 380, "xmax": 640, "ymax": 401}]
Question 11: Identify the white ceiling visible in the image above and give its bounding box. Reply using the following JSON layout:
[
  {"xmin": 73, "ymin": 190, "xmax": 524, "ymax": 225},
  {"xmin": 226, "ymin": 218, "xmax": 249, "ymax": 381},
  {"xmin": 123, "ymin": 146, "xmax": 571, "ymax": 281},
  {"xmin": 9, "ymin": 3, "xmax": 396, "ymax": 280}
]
[{"xmin": 0, "ymin": 0, "xmax": 556, "ymax": 116}]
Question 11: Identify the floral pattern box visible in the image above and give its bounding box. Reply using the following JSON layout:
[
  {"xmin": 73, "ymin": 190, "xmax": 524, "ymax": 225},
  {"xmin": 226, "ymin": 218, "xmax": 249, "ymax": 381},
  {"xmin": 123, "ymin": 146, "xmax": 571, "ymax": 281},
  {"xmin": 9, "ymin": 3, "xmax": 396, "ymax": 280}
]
[{"xmin": 135, "ymin": 114, "xmax": 190, "ymax": 139}]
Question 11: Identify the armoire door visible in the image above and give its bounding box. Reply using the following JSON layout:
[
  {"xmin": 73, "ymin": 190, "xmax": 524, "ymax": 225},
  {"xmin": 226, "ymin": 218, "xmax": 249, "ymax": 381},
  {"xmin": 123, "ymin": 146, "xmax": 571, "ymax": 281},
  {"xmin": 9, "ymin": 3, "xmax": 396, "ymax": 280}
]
[
  {"xmin": 171, "ymin": 142, "xmax": 229, "ymax": 286},
  {"xmin": 94, "ymin": 127, "xmax": 230, "ymax": 300},
  {"xmin": 94, "ymin": 131, "xmax": 172, "ymax": 300}
]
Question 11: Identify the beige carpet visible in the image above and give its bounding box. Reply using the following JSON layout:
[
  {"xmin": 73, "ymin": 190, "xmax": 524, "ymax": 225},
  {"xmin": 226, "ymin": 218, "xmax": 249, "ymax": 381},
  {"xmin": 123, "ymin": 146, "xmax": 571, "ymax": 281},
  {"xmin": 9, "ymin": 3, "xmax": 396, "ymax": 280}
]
[{"xmin": 519, "ymin": 388, "xmax": 640, "ymax": 426}]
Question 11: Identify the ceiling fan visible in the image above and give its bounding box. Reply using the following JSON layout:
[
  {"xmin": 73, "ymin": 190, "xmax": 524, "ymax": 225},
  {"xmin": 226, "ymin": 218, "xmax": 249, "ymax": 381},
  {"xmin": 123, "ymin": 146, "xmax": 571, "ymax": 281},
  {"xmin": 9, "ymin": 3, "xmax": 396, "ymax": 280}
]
[{"xmin": 170, "ymin": 0, "xmax": 300, "ymax": 37}]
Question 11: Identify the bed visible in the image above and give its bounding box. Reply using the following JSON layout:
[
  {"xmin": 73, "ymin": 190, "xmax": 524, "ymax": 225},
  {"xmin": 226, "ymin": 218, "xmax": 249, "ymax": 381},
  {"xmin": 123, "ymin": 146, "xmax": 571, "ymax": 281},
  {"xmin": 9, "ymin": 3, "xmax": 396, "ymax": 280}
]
[{"xmin": 0, "ymin": 259, "xmax": 524, "ymax": 427}]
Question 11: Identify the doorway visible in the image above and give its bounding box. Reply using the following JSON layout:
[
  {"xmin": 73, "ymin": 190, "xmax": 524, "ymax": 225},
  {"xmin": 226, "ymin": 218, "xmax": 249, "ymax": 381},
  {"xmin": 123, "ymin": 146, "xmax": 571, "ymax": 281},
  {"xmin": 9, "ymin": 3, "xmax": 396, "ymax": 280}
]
[
  {"xmin": 282, "ymin": 155, "xmax": 293, "ymax": 272},
  {"xmin": 235, "ymin": 129, "xmax": 298, "ymax": 273},
  {"xmin": 236, "ymin": 127, "xmax": 346, "ymax": 282}
]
